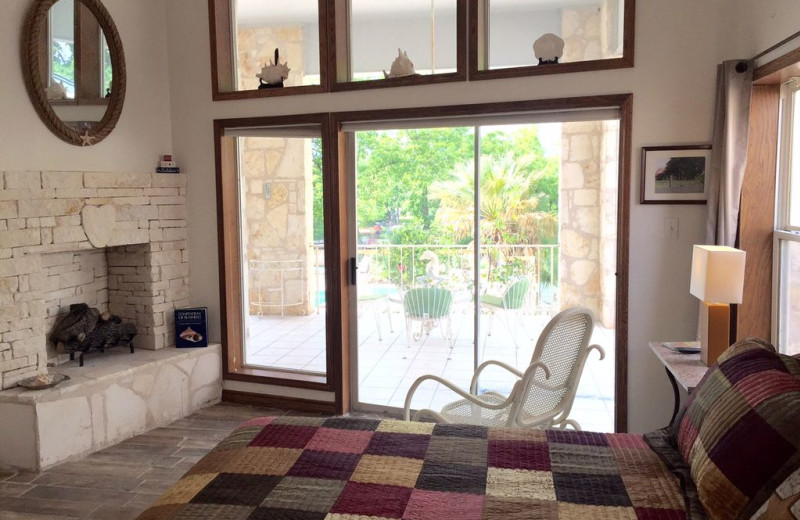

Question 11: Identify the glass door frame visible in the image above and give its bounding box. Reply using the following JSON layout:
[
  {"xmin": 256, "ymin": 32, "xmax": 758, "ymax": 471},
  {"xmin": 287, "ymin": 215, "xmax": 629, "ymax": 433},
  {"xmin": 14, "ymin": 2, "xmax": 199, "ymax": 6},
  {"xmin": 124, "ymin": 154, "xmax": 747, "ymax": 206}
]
[
  {"xmin": 333, "ymin": 94, "xmax": 633, "ymax": 431},
  {"xmin": 214, "ymin": 114, "xmax": 346, "ymax": 404},
  {"xmin": 773, "ymin": 79, "xmax": 800, "ymax": 350}
]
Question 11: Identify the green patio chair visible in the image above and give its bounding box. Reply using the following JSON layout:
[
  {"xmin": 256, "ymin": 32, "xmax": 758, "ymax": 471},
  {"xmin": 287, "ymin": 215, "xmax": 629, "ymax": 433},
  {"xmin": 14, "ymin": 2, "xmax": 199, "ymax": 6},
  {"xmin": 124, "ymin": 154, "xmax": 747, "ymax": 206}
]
[
  {"xmin": 403, "ymin": 287, "xmax": 454, "ymax": 347},
  {"xmin": 479, "ymin": 278, "xmax": 531, "ymax": 347}
]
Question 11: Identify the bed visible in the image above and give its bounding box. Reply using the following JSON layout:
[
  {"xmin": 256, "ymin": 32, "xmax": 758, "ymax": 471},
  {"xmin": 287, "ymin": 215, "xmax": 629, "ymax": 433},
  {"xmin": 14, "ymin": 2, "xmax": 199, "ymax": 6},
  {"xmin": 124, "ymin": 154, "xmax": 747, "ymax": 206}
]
[{"xmin": 137, "ymin": 338, "xmax": 800, "ymax": 520}]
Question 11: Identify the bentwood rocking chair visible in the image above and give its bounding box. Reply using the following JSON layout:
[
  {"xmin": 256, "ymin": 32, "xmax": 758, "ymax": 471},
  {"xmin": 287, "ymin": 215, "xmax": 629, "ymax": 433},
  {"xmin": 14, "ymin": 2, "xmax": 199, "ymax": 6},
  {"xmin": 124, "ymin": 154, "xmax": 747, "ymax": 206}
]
[{"xmin": 403, "ymin": 306, "xmax": 604, "ymax": 430}]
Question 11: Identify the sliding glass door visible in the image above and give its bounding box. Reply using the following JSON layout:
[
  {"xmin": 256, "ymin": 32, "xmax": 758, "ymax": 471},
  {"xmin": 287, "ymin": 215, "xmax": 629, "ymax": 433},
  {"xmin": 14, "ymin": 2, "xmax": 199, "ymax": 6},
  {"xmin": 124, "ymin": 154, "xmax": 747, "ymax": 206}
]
[{"xmin": 348, "ymin": 115, "xmax": 620, "ymax": 432}]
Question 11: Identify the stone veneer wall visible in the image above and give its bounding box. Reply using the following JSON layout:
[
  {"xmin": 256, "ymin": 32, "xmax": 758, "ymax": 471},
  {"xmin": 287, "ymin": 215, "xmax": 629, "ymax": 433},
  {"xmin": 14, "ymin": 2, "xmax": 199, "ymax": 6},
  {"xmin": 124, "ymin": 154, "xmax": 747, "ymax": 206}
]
[
  {"xmin": 42, "ymin": 250, "xmax": 109, "ymax": 359},
  {"xmin": 559, "ymin": 121, "xmax": 619, "ymax": 328},
  {"xmin": 241, "ymin": 137, "xmax": 314, "ymax": 316},
  {"xmin": 0, "ymin": 171, "xmax": 189, "ymax": 390},
  {"xmin": 559, "ymin": 121, "xmax": 604, "ymax": 318}
]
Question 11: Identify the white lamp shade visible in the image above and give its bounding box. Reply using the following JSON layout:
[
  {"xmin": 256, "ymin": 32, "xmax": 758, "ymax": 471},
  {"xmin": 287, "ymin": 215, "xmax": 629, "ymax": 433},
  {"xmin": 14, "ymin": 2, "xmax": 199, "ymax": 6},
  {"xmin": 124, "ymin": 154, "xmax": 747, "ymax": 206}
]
[{"xmin": 690, "ymin": 245, "xmax": 746, "ymax": 303}]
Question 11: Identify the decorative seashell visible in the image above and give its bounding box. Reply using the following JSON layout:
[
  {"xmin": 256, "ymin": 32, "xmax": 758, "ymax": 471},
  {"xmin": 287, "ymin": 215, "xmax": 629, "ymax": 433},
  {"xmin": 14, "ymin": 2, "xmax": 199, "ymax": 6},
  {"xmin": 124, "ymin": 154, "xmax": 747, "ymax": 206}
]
[
  {"xmin": 179, "ymin": 326, "xmax": 197, "ymax": 339},
  {"xmin": 46, "ymin": 80, "xmax": 67, "ymax": 100},
  {"xmin": 383, "ymin": 48, "xmax": 416, "ymax": 79},
  {"xmin": 256, "ymin": 48, "xmax": 291, "ymax": 85},
  {"xmin": 533, "ymin": 33, "xmax": 565, "ymax": 64}
]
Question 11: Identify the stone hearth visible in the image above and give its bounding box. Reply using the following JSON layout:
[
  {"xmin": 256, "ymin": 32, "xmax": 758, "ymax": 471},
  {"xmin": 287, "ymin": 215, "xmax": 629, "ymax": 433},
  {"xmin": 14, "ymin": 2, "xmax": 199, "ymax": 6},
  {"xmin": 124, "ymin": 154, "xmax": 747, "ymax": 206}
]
[
  {"xmin": 0, "ymin": 171, "xmax": 190, "ymax": 389},
  {"xmin": 0, "ymin": 344, "xmax": 222, "ymax": 471},
  {"xmin": 0, "ymin": 171, "xmax": 224, "ymax": 472}
]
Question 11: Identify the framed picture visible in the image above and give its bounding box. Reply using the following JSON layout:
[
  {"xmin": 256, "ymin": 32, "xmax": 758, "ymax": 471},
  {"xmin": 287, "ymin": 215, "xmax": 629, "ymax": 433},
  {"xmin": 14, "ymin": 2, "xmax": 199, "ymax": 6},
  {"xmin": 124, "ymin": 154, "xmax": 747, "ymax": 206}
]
[{"xmin": 640, "ymin": 145, "xmax": 712, "ymax": 204}]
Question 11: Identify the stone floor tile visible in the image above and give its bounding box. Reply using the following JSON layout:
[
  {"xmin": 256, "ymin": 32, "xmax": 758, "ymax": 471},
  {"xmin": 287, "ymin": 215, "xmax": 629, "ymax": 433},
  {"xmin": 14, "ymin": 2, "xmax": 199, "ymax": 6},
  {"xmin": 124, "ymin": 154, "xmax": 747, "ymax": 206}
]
[
  {"xmin": 45, "ymin": 461, "xmax": 150, "ymax": 479},
  {"xmin": 87, "ymin": 504, "xmax": 148, "ymax": 520},
  {"xmin": 4, "ymin": 473, "xmax": 39, "ymax": 484},
  {"xmin": 30, "ymin": 473, "xmax": 143, "ymax": 492},
  {"xmin": 176, "ymin": 438, "xmax": 219, "ymax": 449},
  {"xmin": 170, "ymin": 448, "xmax": 210, "ymax": 458},
  {"xmin": 0, "ymin": 512, "xmax": 80, "ymax": 520},
  {"xmin": 0, "ymin": 482, "xmax": 34, "ymax": 497},
  {"xmin": 20, "ymin": 485, "xmax": 136, "ymax": 506},
  {"xmin": 0, "ymin": 497, "xmax": 97, "ymax": 518},
  {"xmin": 120, "ymin": 434, "xmax": 185, "ymax": 447}
]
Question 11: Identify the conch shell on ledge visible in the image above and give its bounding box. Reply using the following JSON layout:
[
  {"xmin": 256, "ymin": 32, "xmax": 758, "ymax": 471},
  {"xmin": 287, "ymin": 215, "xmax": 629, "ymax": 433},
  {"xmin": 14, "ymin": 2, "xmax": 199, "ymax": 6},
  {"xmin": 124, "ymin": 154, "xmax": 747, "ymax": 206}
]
[
  {"xmin": 256, "ymin": 48, "xmax": 291, "ymax": 87},
  {"xmin": 383, "ymin": 48, "xmax": 416, "ymax": 79}
]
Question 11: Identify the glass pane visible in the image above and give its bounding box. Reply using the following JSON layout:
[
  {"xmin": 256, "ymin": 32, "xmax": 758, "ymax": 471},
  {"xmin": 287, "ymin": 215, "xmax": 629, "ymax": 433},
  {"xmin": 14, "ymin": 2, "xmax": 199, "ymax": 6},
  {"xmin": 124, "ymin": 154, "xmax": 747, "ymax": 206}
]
[
  {"xmin": 350, "ymin": 118, "xmax": 619, "ymax": 431},
  {"xmin": 789, "ymin": 89, "xmax": 800, "ymax": 228},
  {"xmin": 779, "ymin": 239, "xmax": 800, "ymax": 355},
  {"xmin": 354, "ymin": 127, "xmax": 476, "ymax": 408},
  {"xmin": 474, "ymin": 121, "xmax": 617, "ymax": 432},
  {"xmin": 350, "ymin": 0, "xmax": 458, "ymax": 81},
  {"xmin": 102, "ymin": 33, "xmax": 112, "ymax": 97},
  {"xmin": 239, "ymin": 135, "xmax": 327, "ymax": 375},
  {"xmin": 50, "ymin": 0, "xmax": 75, "ymax": 99},
  {"xmin": 487, "ymin": 0, "xmax": 625, "ymax": 69},
  {"xmin": 234, "ymin": 0, "xmax": 321, "ymax": 90}
]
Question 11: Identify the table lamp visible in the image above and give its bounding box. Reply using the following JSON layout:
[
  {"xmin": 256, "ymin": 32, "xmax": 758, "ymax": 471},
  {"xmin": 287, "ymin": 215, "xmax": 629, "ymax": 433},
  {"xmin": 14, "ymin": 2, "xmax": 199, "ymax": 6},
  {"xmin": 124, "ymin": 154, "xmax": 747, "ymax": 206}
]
[{"xmin": 690, "ymin": 245, "xmax": 746, "ymax": 366}]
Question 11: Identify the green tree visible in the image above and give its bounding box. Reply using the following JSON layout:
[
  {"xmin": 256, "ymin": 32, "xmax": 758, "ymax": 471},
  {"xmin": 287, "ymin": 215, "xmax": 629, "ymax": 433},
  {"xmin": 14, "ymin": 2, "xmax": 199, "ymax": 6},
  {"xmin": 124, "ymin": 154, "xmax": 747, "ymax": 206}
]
[
  {"xmin": 355, "ymin": 128, "xmax": 475, "ymax": 230},
  {"xmin": 312, "ymin": 139, "xmax": 324, "ymax": 241}
]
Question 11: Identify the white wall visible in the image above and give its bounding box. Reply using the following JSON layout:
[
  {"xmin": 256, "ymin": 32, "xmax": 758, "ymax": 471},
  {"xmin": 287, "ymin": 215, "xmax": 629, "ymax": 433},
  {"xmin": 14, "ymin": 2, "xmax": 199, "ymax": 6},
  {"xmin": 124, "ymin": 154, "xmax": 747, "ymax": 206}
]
[
  {"xmin": 734, "ymin": 0, "xmax": 800, "ymax": 57},
  {"xmin": 0, "ymin": 0, "xmax": 173, "ymax": 172}
]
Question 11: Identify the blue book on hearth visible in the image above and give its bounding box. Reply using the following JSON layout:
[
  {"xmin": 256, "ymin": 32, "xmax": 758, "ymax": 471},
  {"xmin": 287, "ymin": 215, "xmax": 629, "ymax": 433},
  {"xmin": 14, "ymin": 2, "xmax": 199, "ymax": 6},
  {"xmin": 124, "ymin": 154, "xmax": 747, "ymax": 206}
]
[{"xmin": 175, "ymin": 307, "xmax": 208, "ymax": 348}]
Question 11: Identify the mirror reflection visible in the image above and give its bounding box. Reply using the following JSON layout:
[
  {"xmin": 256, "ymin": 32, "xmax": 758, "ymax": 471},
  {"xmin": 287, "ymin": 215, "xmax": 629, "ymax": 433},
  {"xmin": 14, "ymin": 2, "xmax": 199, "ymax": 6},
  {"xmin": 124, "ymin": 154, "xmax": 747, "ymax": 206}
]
[{"xmin": 45, "ymin": 0, "xmax": 113, "ymax": 130}]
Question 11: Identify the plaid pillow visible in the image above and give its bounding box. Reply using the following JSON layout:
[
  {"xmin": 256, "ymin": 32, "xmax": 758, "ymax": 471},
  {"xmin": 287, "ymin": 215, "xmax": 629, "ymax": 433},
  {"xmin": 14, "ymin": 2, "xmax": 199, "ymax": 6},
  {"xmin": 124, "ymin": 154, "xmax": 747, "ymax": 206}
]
[{"xmin": 676, "ymin": 338, "xmax": 800, "ymax": 519}]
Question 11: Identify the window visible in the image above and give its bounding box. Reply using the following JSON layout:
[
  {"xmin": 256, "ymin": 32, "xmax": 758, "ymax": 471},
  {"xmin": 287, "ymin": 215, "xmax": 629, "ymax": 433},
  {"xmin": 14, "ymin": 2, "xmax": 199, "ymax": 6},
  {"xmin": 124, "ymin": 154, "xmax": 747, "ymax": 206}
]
[
  {"xmin": 470, "ymin": 0, "xmax": 634, "ymax": 79},
  {"xmin": 342, "ymin": 0, "xmax": 462, "ymax": 84},
  {"xmin": 210, "ymin": 0, "xmax": 634, "ymax": 99},
  {"xmin": 209, "ymin": 0, "xmax": 328, "ymax": 99},
  {"xmin": 775, "ymin": 79, "xmax": 800, "ymax": 355}
]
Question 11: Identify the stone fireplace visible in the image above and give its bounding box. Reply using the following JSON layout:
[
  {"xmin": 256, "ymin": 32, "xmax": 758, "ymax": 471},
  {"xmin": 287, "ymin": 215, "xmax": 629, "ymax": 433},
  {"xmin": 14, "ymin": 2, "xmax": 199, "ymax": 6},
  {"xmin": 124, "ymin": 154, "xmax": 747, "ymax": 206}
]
[
  {"xmin": 0, "ymin": 171, "xmax": 222, "ymax": 471},
  {"xmin": 0, "ymin": 171, "xmax": 190, "ymax": 389}
]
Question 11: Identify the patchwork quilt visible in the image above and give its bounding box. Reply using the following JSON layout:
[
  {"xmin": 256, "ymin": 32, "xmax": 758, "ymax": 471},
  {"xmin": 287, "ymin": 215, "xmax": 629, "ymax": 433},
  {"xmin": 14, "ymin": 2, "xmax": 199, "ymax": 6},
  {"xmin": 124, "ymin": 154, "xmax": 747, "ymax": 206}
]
[{"xmin": 137, "ymin": 416, "xmax": 691, "ymax": 520}]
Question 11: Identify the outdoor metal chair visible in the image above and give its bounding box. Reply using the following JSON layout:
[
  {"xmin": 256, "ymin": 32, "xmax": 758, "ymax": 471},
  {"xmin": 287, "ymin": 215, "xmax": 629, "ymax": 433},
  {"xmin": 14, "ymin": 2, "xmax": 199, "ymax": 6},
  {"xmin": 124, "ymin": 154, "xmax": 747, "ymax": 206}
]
[
  {"xmin": 480, "ymin": 278, "xmax": 531, "ymax": 347},
  {"xmin": 403, "ymin": 306, "xmax": 605, "ymax": 429},
  {"xmin": 403, "ymin": 287, "xmax": 454, "ymax": 347}
]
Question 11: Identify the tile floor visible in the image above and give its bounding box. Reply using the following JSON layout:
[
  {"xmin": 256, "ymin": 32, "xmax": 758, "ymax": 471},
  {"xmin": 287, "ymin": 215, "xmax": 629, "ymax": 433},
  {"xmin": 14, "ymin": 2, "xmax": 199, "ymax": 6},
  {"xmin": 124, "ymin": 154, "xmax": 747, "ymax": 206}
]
[
  {"xmin": 245, "ymin": 301, "xmax": 615, "ymax": 432},
  {"xmin": 0, "ymin": 403, "xmax": 303, "ymax": 520}
]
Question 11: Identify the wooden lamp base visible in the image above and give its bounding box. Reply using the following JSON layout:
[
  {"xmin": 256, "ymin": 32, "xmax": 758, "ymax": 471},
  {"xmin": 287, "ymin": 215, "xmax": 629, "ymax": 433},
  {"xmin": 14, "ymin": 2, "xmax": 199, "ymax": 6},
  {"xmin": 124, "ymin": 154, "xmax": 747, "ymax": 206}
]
[{"xmin": 699, "ymin": 302, "xmax": 730, "ymax": 366}]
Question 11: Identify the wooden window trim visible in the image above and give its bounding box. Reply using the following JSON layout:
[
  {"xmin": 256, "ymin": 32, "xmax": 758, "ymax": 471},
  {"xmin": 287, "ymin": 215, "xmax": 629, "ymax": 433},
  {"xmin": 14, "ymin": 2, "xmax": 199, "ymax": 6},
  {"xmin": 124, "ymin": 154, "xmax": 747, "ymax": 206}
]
[
  {"xmin": 467, "ymin": 0, "xmax": 636, "ymax": 81},
  {"xmin": 327, "ymin": 0, "xmax": 468, "ymax": 92},
  {"xmin": 208, "ymin": 1, "xmax": 635, "ymax": 99},
  {"xmin": 208, "ymin": 0, "xmax": 330, "ymax": 101},
  {"xmin": 214, "ymin": 113, "xmax": 342, "ymax": 395}
]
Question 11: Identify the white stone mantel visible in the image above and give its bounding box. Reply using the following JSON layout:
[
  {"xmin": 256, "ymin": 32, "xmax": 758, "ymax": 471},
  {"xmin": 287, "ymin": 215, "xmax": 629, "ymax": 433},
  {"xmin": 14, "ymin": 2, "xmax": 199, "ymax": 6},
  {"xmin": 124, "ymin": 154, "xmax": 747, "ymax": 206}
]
[{"xmin": 0, "ymin": 344, "xmax": 222, "ymax": 471}]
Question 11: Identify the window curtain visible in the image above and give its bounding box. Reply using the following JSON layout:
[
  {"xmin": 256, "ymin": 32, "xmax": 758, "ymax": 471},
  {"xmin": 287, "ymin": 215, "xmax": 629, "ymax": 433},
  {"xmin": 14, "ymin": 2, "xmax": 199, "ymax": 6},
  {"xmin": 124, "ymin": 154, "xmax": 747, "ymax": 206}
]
[{"xmin": 705, "ymin": 60, "xmax": 754, "ymax": 246}]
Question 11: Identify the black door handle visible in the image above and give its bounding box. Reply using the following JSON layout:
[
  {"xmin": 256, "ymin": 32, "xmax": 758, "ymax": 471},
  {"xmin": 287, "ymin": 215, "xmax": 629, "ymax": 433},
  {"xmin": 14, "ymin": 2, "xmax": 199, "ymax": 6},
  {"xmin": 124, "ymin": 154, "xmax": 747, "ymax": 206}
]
[{"xmin": 349, "ymin": 257, "xmax": 357, "ymax": 286}]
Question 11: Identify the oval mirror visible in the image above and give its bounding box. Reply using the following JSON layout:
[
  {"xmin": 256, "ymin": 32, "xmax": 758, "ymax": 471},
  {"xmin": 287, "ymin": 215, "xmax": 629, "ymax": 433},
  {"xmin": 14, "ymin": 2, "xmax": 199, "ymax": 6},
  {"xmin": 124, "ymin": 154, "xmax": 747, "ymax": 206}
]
[{"xmin": 21, "ymin": 0, "xmax": 126, "ymax": 146}]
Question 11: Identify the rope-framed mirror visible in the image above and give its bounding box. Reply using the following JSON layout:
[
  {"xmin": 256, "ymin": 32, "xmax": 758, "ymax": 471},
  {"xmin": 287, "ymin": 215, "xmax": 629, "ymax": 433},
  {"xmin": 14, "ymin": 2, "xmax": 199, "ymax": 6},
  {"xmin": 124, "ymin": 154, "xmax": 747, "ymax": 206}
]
[{"xmin": 21, "ymin": 0, "xmax": 126, "ymax": 146}]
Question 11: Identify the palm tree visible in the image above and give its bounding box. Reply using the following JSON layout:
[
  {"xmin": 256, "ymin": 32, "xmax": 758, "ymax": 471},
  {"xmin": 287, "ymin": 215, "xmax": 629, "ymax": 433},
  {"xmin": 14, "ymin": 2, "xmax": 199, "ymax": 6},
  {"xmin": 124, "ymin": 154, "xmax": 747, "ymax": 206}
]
[
  {"xmin": 430, "ymin": 153, "xmax": 557, "ymax": 245},
  {"xmin": 430, "ymin": 153, "xmax": 558, "ymax": 283}
]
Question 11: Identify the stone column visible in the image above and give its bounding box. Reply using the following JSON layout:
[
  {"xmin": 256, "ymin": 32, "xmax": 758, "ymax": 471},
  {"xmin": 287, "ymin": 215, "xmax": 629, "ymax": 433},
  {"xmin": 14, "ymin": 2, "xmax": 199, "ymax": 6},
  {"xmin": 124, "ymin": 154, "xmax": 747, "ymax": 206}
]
[
  {"xmin": 559, "ymin": 122, "xmax": 603, "ymax": 318},
  {"xmin": 241, "ymin": 137, "xmax": 314, "ymax": 317}
]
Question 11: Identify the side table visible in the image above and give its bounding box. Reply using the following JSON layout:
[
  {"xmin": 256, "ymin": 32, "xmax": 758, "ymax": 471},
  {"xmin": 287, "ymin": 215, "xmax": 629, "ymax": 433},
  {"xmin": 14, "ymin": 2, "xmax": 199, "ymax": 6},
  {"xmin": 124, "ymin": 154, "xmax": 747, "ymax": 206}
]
[{"xmin": 649, "ymin": 341, "xmax": 709, "ymax": 425}]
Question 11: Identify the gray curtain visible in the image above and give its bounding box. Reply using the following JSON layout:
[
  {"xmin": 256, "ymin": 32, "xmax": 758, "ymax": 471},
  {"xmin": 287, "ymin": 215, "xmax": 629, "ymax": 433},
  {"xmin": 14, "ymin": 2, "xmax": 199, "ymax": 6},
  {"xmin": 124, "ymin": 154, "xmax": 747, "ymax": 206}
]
[{"xmin": 705, "ymin": 60, "xmax": 754, "ymax": 246}]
